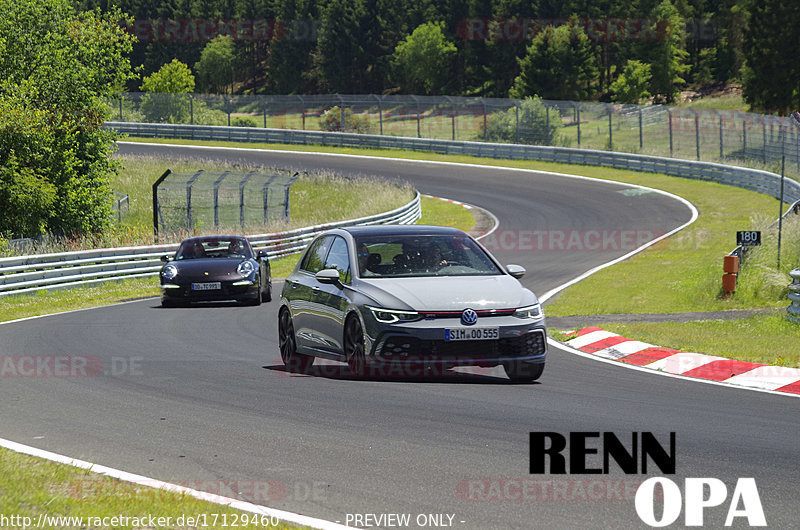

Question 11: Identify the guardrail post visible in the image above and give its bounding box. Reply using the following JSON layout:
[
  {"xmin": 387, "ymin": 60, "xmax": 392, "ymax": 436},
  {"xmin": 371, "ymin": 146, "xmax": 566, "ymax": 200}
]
[{"xmin": 788, "ymin": 269, "xmax": 800, "ymax": 323}]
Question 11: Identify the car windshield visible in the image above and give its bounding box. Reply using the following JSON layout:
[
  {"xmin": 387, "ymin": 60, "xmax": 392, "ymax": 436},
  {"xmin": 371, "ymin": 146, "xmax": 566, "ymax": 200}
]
[
  {"xmin": 175, "ymin": 238, "xmax": 252, "ymax": 260},
  {"xmin": 355, "ymin": 234, "xmax": 503, "ymax": 278}
]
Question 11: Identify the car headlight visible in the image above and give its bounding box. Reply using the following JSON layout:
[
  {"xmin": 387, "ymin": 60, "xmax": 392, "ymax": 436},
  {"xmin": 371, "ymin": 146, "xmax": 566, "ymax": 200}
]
[
  {"xmin": 514, "ymin": 303, "xmax": 543, "ymax": 319},
  {"xmin": 162, "ymin": 264, "xmax": 178, "ymax": 280},
  {"xmin": 237, "ymin": 260, "xmax": 256, "ymax": 276},
  {"xmin": 368, "ymin": 306, "xmax": 420, "ymax": 324}
]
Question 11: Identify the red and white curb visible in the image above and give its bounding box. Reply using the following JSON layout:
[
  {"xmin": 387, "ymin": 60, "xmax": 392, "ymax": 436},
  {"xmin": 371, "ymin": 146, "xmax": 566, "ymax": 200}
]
[
  {"xmin": 426, "ymin": 195, "xmax": 472, "ymax": 209},
  {"xmin": 564, "ymin": 327, "xmax": 800, "ymax": 395}
]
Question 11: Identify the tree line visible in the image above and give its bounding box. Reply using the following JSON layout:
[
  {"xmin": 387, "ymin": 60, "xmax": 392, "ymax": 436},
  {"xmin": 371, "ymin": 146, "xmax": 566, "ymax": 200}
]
[{"xmin": 78, "ymin": 0, "xmax": 800, "ymax": 114}]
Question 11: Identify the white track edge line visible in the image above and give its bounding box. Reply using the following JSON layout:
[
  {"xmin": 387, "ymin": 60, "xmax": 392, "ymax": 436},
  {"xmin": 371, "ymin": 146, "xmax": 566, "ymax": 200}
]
[{"xmin": 0, "ymin": 438, "xmax": 354, "ymax": 530}]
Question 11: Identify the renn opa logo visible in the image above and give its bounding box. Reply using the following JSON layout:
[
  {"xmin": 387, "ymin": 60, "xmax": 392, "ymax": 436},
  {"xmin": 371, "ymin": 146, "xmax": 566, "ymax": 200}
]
[{"xmin": 529, "ymin": 432, "xmax": 766, "ymax": 527}]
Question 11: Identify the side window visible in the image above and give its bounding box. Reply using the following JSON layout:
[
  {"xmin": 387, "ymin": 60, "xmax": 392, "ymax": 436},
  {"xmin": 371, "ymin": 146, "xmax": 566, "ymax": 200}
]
[
  {"xmin": 323, "ymin": 236, "xmax": 351, "ymax": 283},
  {"xmin": 300, "ymin": 236, "xmax": 333, "ymax": 274}
]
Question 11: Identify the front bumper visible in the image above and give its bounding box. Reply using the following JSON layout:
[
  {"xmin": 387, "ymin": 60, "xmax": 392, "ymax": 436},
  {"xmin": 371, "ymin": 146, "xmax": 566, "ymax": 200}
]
[
  {"xmin": 364, "ymin": 314, "xmax": 547, "ymax": 367},
  {"xmin": 161, "ymin": 280, "xmax": 259, "ymax": 302}
]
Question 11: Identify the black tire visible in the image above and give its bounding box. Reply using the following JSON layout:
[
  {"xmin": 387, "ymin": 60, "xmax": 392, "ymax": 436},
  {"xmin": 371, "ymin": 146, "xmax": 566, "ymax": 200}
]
[
  {"xmin": 344, "ymin": 316, "xmax": 367, "ymax": 377},
  {"xmin": 262, "ymin": 279, "xmax": 272, "ymax": 302},
  {"xmin": 279, "ymin": 310, "xmax": 313, "ymax": 373},
  {"xmin": 503, "ymin": 361, "xmax": 544, "ymax": 383},
  {"xmin": 249, "ymin": 293, "xmax": 262, "ymax": 306}
]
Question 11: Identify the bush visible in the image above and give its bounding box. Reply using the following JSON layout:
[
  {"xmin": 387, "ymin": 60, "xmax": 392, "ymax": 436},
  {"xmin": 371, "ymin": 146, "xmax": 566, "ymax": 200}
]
[
  {"xmin": 320, "ymin": 106, "xmax": 373, "ymax": 133},
  {"xmin": 482, "ymin": 97, "xmax": 562, "ymax": 146},
  {"xmin": 232, "ymin": 116, "xmax": 258, "ymax": 127}
]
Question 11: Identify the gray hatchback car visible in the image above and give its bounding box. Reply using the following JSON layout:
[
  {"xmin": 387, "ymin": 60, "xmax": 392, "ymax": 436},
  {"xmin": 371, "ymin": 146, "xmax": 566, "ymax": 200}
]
[{"xmin": 278, "ymin": 225, "xmax": 546, "ymax": 381}]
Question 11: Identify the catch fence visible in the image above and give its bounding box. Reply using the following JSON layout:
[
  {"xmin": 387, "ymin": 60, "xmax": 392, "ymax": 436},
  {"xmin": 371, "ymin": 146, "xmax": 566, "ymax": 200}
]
[
  {"xmin": 109, "ymin": 93, "xmax": 800, "ymax": 178},
  {"xmin": 152, "ymin": 169, "xmax": 299, "ymax": 236}
]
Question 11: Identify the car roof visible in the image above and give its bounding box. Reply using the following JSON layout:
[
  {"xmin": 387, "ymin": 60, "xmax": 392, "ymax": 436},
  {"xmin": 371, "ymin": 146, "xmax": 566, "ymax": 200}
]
[
  {"xmin": 340, "ymin": 225, "xmax": 467, "ymax": 237},
  {"xmin": 181, "ymin": 235, "xmax": 248, "ymax": 243}
]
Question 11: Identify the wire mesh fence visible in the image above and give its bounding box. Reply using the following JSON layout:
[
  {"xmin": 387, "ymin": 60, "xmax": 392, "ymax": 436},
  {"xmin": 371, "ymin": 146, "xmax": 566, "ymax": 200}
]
[
  {"xmin": 109, "ymin": 93, "xmax": 800, "ymax": 178},
  {"xmin": 153, "ymin": 169, "xmax": 300, "ymax": 237}
]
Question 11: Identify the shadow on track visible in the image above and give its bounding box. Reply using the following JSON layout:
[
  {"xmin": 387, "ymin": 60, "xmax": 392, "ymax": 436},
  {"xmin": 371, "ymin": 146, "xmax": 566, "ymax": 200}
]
[{"xmin": 262, "ymin": 364, "xmax": 540, "ymax": 385}]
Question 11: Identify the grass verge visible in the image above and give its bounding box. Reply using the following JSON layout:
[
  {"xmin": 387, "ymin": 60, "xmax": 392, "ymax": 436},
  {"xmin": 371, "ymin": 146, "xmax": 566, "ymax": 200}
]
[{"xmin": 0, "ymin": 447, "xmax": 307, "ymax": 530}]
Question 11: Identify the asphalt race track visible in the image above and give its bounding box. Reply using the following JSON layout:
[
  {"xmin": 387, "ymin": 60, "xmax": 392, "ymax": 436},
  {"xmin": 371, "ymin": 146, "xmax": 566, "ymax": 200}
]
[{"xmin": 1, "ymin": 143, "xmax": 798, "ymax": 528}]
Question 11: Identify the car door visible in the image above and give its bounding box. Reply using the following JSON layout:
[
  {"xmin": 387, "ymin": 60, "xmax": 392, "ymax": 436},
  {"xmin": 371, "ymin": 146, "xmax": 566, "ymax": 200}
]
[
  {"xmin": 309, "ymin": 235, "xmax": 352, "ymax": 354},
  {"xmin": 287, "ymin": 235, "xmax": 333, "ymax": 351}
]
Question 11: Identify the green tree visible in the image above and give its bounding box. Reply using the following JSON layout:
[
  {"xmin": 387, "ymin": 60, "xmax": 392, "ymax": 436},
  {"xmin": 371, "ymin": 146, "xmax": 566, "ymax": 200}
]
[
  {"xmin": 141, "ymin": 59, "xmax": 195, "ymax": 94},
  {"xmin": 509, "ymin": 18, "xmax": 598, "ymax": 100},
  {"xmin": 140, "ymin": 59, "xmax": 195, "ymax": 123},
  {"xmin": 390, "ymin": 22, "xmax": 456, "ymax": 95},
  {"xmin": 313, "ymin": 0, "xmax": 371, "ymax": 92},
  {"xmin": 195, "ymin": 36, "xmax": 236, "ymax": 94},
  {"xmin": 645, "ymin": 0, "xmax": 689, "ymax": 104},
  {"xmin": 742, "ymin": 0, "xmax": 800, "ymax": 114},
  {"xmin": 0, "ymin": 0, "xmax": 135, "ymax": 237},
  {"xmin": 483, "ymin": 97, "xmax": 562, "ymax": 145},
  {"xmin": 610, "ymin": 60, "xmax": 652, "ymax": 103}
]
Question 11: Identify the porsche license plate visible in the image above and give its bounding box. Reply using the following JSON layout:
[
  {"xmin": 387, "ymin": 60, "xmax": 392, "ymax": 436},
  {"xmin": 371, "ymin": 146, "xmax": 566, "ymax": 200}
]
[
  {"xmin": 191, "ymin": 282, "xmax": 221, "ymax": 291},
  {"xmin": 445, "ymin": 327, "xmax": 499, "ymax": 341}
]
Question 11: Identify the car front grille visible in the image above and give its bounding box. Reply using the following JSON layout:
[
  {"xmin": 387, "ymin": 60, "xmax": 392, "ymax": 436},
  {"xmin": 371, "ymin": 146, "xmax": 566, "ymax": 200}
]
[{"xmin": 377, "ymin": 330, "xmax": 546, "ymax": 361}]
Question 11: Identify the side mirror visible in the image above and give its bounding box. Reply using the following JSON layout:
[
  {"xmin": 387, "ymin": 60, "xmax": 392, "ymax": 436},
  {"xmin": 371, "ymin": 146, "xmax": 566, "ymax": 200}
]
[
  {"xmin": 315, "ymin": 269, "xmax": 341, "ymax": 285},
  {"xmin": 161, "ymin": 254, "xmax": 171, "ymax": 263},
  {"xmin": 257, "ymin": 249, "xmax": 269, "ymax": 259},
  {"xmin": 506, "ymin": 264, "xmax": 526, "ymax": 279}
]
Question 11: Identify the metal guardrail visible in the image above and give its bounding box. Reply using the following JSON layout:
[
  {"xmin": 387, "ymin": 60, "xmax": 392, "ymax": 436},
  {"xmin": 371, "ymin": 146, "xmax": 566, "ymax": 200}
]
[
  {"xmin": 0, "ymin": 192, "xmax": 421, "ymax": 297},
  {"xmin": 107, "ymin": 121, "xmax": 800, "ymax": 203}
]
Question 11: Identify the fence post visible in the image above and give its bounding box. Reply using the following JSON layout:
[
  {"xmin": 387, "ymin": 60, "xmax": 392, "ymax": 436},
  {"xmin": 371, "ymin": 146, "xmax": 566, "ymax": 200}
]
[
  {"xmin": 482, "ymin": 101, "xmax": 488, "ymax": 141},
  {"xmin": 763, "ymin": 118, "xmax": 768, "ymax": 164},
  {"xmin": 576, "ymin": 103, "xmax": 581, "ymax": 147},
  {"xmin": 742, "ymin": 117, "xmax": 747, "ymax": 157},
  {"xmin": 189, "ymin": 96, "xmax": 194, "ymax": 125},
  {"xmin": 186, "ymin": 170, "xmax": 204, "ymax": 231},
  {"xmin": 119, "ymin": 97, "xmax": 123, "ymax": 121},
  {"xmin": 638, "ymin": 108, "xmax": 643, "ymax": 150},
  {"xmin": 607, "ymin": 104, "xmax": 613, "ymax": 151},
  {"xmin": 152, "ymin": 170, "xmax": 171, "ymax": 241},
  {"xmin": 718, "ymin": 112, "xmax": 723, "ymax": 159},
  {"xmin": 515, "ymin": 104, "xmax": 520, "ymax": 144},
  {"xmin": 373, "ymin": 94, "xmax": 383, "ymax": 135},
  {"xmin": 283, "ymin": 172, "xmax": 300, "ymax": 221},
  {"xmin": 545, "ymin": 105, "xmax": 550, "ymax": 144},
  {"xmin": 693, "ymin": 109, "xmax": 700, "ymax": 160},
  {"xmin": 668, "ymin": 108, "xmax": 673, "ymax": 157},
  {"xmin": 239, "ymin": 171, "xmax": 257, "ymax": 228},
  {"xmin": 213, "ymin": 171, "xmax": 229, "ymax": 228}
]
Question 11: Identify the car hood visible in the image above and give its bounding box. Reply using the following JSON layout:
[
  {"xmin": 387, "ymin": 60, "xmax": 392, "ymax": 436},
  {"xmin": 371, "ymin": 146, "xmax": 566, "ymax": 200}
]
[
  {"xmin": 169, "ymin": 258, "xmax": 250, "ymax": 278},
  {"xmin": 358, "ymin": 275, "xmax": 537, "ymax": 311}
]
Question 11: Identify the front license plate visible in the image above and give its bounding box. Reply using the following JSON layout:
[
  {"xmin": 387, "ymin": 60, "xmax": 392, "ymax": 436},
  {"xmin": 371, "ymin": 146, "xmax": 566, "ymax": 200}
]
[
  {"xmin": 445, "ymin": 327, "xmax": 499, "ymax": 341},
  {"xmin": 191, "ymin": 282, "xmax": 221, "ymax": 291}
]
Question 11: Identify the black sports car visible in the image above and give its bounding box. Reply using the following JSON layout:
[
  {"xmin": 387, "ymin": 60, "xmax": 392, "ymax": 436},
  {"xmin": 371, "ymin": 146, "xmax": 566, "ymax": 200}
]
[{"xmin": 159, "ymin": 235, "xmax": 272, "ymax": 307}]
